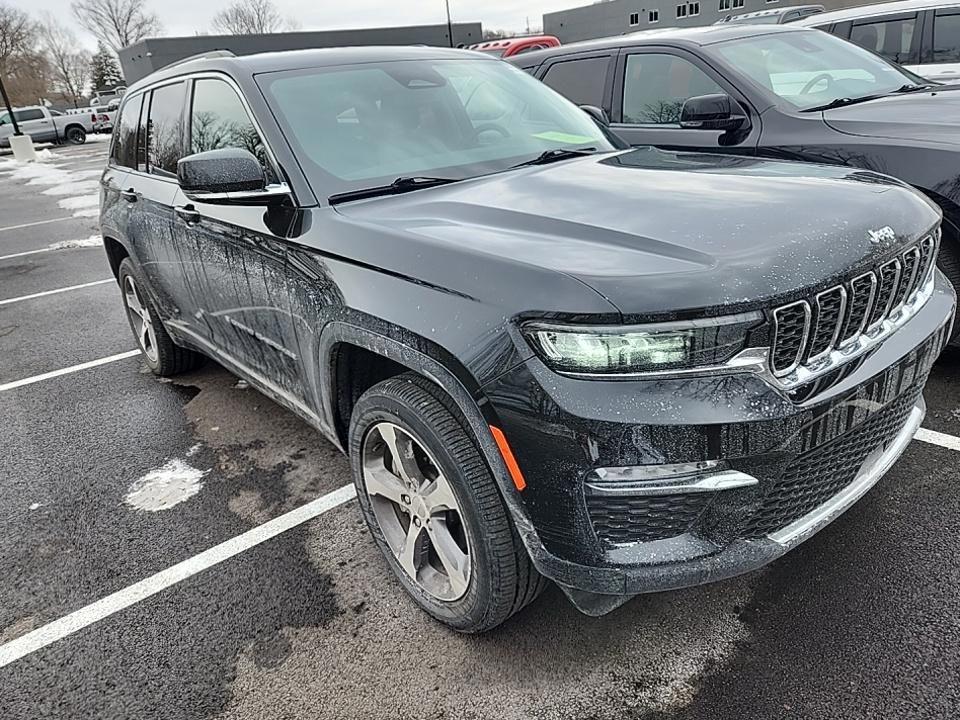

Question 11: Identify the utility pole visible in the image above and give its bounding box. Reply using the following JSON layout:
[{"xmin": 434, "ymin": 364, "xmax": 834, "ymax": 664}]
[
  {"xmin": 0, "ymin": 73, "xmax": 23, "ymax": 136},
  {"xmin": 445, "ymin": 0, "xmax": 454, "ymax": 47}
]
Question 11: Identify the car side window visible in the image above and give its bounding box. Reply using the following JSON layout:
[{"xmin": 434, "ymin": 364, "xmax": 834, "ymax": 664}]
[
  {"xmin": 933, "ymin": 11, "xmax": 960, "ymax": 63},
  {"xmin": 621, "ymin": 53, "xmax": 723, "ymax": 125},
  {"xmin": 541, "ymin": 56, "xmax": 610, "ymax": 107},
  {"xmin": 849, "ymin": 16, "xmax": 917, "ymax": 64},
  {"xmin": 16, "ymin": 109, "xmax": 44, "ymax": 122},
  {"xmin": 112, "ymin": 94, "xmax": 144, "ymax": 169},
  {"xmin": 189, "ymin": 78, "xmax": 277, "ymax": 183},
  {"xmin": 146, "ymin": 81, "xmax": 186, "ymax": 178}
]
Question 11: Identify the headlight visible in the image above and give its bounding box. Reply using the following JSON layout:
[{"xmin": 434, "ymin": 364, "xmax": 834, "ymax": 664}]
[{"xmin": 523, "ymin": 312, "xmax": 763, "ymax": 375}]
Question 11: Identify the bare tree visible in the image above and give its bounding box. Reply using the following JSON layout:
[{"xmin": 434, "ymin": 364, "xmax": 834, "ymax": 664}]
[
  {"xmin": 0, "ymin": 3, "xmax": 51, "ymax": 105},
  {"xmin": 211, "ymin": 0, "xmax": 294, "ymax": 34},
  {"xmin": 38, "ymin": 14, "xmax": 91, "ymax": 107},
  {"xmin": 71, "ymin": 0, "xmax": 162, "ymax": 53}
]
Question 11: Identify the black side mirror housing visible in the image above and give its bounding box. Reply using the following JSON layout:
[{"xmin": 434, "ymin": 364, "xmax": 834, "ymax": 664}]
[
  {"xmin": 579, "ymin": 104, "xmax": 610, "ymax": 127},
  {"xmin": 177, "ymin": 148, "xmax": 269, "ymax": 202},
  {"xmin": 679, "ymin": 94, "xmax": 747, "ymax": 132}
]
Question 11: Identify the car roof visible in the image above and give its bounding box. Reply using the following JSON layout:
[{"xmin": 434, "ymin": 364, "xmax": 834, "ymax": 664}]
[
  {"xmin": 723, "ymin": 4, "xmax": 822, "ymax": 20},
  {"xmin": 126, "ymin": 45, "xmax": 489, "ymax": 94},
  {"xmin": 794, "ymin": 0, "xmax": 959, "ymax": 25},
  {"xmin": 468, "ymin": 35, "xmax": 558, "ymax": 49},
  {"xmin": 509, "ymin": 24, "xmax": 809, "ymax": 65}
]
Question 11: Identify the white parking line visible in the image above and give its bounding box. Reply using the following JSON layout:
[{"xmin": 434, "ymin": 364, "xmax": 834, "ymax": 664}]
[
  {"xmin": 0, "ymin": 279, "xmax": 113, "ymax": 306},
  {"xmin": 0, "ymin": 350, "xmax": 140, "ymax": 393},
  {"xmin": 0, "ymin": 247, "xmax": 53, "ymax": 261},
  {"xmin": 915, "ymin": 427, "xmax": 960, "ymax": 452},
  {"xmin": 0, "ymin": 217, "xmax": 73, "ymax": 234},
  {"xmin": 0, "ymin": 483, "xmax": 357, "ymax": 668}
]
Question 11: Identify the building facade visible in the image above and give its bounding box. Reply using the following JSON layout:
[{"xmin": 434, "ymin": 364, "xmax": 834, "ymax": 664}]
[
  {"xmin": 543, "ymin": 0, "xmax": 884, "ymax": 42},
  {"xmin": 119, "ymin": 23, "xmax": 484, "ymax": 84}
]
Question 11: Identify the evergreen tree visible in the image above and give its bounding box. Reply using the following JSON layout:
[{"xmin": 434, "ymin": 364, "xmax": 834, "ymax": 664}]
[{"xmin": 89, "ymin": 41, "xmax": 124, "ymax": 91}]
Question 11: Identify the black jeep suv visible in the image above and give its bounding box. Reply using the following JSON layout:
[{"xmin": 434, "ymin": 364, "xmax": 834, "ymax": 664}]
[{"xmin": 100, "ymin": 46, "xmax": 954, "ymax": 632}]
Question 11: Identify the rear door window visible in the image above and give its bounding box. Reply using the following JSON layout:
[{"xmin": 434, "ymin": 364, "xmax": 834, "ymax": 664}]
[
  {"xmin": 849, "ymin": 14, "xmax": 918, "ymax": 64},
  {"xmin": 146, "ymin": 81, "xmax": 186, "ymax": 177},
  {"xmin": 540, "ymin": 56, "xmax": 611, "ymax": 107},
  {"xmin": 15, "ymin": 109, "xmax": 44, "ymax": 121},
  {"xmin": 933, "ymin": 10, "xmax": 960, "ymax": 62},
  {"xmin": 112, "ymin": 94, "xmax": 144, "ymax": 169}
]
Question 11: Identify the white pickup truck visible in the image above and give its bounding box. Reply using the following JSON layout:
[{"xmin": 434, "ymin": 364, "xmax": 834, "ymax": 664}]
[{"xmin": 0, "ymin": 106, "xmax": 94, "ymax": 148}]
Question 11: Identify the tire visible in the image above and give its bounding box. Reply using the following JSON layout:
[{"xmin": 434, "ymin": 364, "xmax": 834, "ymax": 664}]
[
  {"xmin": 349, "ymin": 372, "xmax": 547, "ymax": 633},
  {"xmin": 64, "ymin": 126, "xmax": 86, "ymax": 145},
  {"xmin": 937, "ymin": 219, "xmax": 960, "ymax": 346},
  {"xmin": 117, "ymin": 257, "xmax": 204, "ymax": 376}
]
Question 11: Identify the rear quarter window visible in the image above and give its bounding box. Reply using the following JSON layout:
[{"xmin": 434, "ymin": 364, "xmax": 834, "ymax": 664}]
[{"xmin": 540, "ymin": 56, "xmax": 611, "ymax": 107}]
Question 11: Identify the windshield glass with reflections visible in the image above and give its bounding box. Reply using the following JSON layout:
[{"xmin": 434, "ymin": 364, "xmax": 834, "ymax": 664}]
[
  {"xmin": 714, "ymin": 30, "xmax": 921, "ymax": 110},
  {"xmin": 256, "ymin": 57, "xmax": 613, "ymax": 195}
]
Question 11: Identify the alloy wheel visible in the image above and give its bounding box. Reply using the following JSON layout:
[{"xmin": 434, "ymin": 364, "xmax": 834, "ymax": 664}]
[
  {"xmin": 123, "ymin": 275, "xmax": 159, "ymax": 363},
  {"xmin": 362, "ymin": 422, "xmax": 472, "ymax": 601}
]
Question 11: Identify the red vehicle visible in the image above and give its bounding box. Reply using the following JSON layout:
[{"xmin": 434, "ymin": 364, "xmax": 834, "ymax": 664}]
[{"xmin": 467, "ymin": 35, "xmax": 560, "ymax": 58}]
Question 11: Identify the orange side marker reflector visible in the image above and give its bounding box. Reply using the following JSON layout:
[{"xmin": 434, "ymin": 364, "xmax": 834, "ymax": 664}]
[{"xmin": 489, "ymin": 425, "xmax": 527, "ymax": 491}]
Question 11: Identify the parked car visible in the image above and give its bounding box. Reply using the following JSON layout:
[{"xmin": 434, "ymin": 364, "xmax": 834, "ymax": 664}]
[
  {"xmin": 511, "ymin": 25, "xmax": 960, "ymax": 344},
  {"xmin": 0, "ymin": 105, "xmax": 91, "ymax": 147},
  {"xmin": 101, "ymin": 46, "xmax": 954, "ymax": 631},
  {"xmin": 714, "ymin": 4, "xmax": 824, "ymax": 25},
  {"xmin": 92, "ymin": 106, "xmax": 117, "ymax": 134},
  {"xmin": 467, "ymin": 35, "xmax": 560, "ymax": 57},
  {"xmin": 795, "ymin": 0, "xmax": 960, "ymax": 83}
]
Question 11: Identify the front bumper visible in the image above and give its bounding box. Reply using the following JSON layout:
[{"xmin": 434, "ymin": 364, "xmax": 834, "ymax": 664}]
[{"xmin": 483, "ymin": 271, "xmax": 955, "ymax": 606}]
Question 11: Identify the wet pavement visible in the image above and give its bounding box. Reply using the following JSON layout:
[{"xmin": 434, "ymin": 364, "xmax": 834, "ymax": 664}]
[{"xmin": 1, "ymin": 141, "xmax": 959, "ymax": 719}]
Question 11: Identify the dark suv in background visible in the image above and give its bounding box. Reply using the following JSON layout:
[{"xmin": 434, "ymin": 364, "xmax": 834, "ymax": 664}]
[
  {"xmin": 511, "ymin": 24, "xmax": 960, "ymax": 345},
  {"xmin": 100, "ymin": 47, "xmax": 954, "ymax": 632}
]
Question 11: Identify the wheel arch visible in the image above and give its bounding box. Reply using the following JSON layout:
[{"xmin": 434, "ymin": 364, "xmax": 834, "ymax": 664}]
[
  {"xmin": 102, "ymin": 235, "xmax": 129, "ymax": 280},
  {"xmin": 317, "ymin": 319, "xmax": 545, "ymax": 560}
]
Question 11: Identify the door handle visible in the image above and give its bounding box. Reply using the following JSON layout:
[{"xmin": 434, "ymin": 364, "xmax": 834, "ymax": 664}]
[
  {"xmin": 174, "ymin": 205, "xmax": 201, "ymax": 224},
  {"xmin": 120, "ymin": 188, "xmax": 139, "ymax": 203}
]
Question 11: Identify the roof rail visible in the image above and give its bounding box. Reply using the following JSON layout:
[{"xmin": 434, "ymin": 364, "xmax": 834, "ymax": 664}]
[{"xmin": 162, "ymin": 49, "xmax": 236, "ymax": 70}]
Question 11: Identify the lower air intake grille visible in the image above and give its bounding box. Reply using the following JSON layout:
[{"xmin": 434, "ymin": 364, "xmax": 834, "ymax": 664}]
[
  {"xmin": 743, "ymin": 388, "xmax": 920, "ymax": 538},
  {"xmin": 586, "ymin": 492, "xmax": 713, "ymax": 545}
]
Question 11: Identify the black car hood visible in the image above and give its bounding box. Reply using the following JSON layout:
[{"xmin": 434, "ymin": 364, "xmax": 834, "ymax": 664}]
[
  {"xmin": 337, "ymin": 147, "xmax": 940, "ymax": 317},
  {"xmin": 822, "ymin": 89, "xmax": 960, "ymax": 147}
]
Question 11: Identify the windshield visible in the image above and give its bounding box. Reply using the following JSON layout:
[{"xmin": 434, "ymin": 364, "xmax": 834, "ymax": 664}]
[
  {"xmin": 257, "ymin": 57, "xmax": 613, "ymax": 196},
  {"xmin": 714, "ymin": 30, "xmax": 921, "ymax": 110}
]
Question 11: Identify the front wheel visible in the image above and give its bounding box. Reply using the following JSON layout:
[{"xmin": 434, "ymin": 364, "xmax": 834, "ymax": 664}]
[
  {"xmin": 349, "ymin": 373, "xmax": 546, "ymax": 633},
  {"xmin": 117, "ymin": 258, "xmax": 203, "ymax": 376},
  {"xmin": 64, "ymin": 126, "xmax": 86, "ymax": 144}
]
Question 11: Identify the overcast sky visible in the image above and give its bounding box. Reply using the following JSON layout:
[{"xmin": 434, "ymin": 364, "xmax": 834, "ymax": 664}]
[{"xmin": 9, "ymin": 0, "xmax": 592, "ymax": 51}]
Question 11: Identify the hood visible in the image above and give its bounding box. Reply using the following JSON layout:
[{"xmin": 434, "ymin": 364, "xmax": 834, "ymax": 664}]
[
  {"xmin": 822, "ymin": 88, "xmax": 960, "ymax": 147},
  {"xmin": 336, "ymin": 147, "xmax": 940, "ymax": 317}
]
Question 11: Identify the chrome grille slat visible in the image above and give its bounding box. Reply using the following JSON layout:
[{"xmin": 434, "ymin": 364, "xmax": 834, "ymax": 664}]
[
  {"xmin": 807, "ymin": 286, "xmax": 846, "ymax": 363},
  {"xmin": 867, "ymin": 258, "xmax": 902, "ymax": 331},
  {"xmin": 771, "ymin": 301, "xmax": 810, "ymax": 376},
  {"xmin": 769, "ymin": 233, "xmax": 938, "ymax": 388},
  {"xmin": 839, "ymin": 272, "xmax": 876, "ymax": 346}
]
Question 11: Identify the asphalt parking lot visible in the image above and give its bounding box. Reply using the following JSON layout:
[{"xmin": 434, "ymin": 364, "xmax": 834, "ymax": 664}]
[{"xmin": 1, "ymin": 141, "xmax": 959, "ymax": 720}]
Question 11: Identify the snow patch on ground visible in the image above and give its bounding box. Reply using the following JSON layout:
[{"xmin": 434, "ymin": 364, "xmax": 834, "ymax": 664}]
[
  {"xmin": 124, "ymin": 458, "xmax": 209, "ymax": 512},
  {"xmin": 48, "ymin": 235, "xmax": 101, "ymax": 250},
  {"xmin": 41, "ymin": 180, "xmax": 100, "ymax": 196},
  {"xmin": 72, "ymin": 207, "xmax": 99, "ymax": 217},
  {"xmin": 58, "ymin": 194, "xmax": 98, "ymax": 210}
]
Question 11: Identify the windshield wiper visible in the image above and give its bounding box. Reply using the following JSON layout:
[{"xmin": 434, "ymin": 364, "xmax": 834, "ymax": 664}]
[
  {"xmin": 890, "ymin": 82, "xmax": 937, "ymax": 93},
  {"xmin": 509, "ymin": 147, "xmax": 597, "ymax": 169},
  {"xmin": 801, "ymin": 94, "xmax": 885, "ymax": 112},
  {"xmin": 328, "ymin": 176, "xmax": 459, "ymax": 205}
]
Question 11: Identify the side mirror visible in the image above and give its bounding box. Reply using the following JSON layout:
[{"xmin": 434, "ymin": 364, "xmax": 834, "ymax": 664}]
[
  {"xmin": 177, "ymin": 148, "xmax": 285, "ymax": 204},
  {"xmin": 679, "ymin": 94, "xmax": 747, "ymax": 132},
  {"xmin": 579, "ymin": 104, "xmax": 610, "ymax": 127}
]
